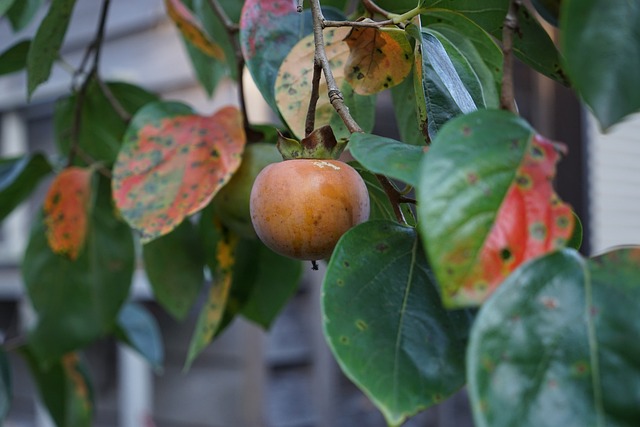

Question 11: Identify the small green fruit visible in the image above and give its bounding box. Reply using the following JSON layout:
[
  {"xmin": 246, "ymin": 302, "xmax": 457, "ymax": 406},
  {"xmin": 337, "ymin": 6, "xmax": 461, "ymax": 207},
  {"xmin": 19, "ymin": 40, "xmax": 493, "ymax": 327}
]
[{"xmin": 213, "ymin": 142, "xmax": 282, "ymax": 238}]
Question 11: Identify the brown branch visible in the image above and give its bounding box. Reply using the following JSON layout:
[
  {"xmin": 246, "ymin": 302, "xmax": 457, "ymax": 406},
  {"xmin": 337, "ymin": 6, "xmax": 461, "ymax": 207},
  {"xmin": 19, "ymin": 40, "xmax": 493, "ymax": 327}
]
[
  {"xmin": 305, "ymin": 60, "xmax": 323, "ymax": 136},
  {"xmin": 323, "ymin": 19, "xmax": 394, "ymax": 28},
  {"xmin": 309, "ymin": 0, "xmax": 362, "ymax": 134},
  {"xmin": 500, "ymin": 0, "xmax": 520, "ymax": 113}
]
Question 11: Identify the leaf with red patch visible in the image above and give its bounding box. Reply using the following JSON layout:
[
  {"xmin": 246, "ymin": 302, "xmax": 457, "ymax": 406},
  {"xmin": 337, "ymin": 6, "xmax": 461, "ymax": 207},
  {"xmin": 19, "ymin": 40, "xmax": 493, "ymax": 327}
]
[
  {"xmin": 418, "ymin": 110, "xmax": 574, "ymax": 308},
  {"xmin": 112, "ymin": 102, "xmax": 246, "ymax": 243},
  {"xmin": 239, "ymin": 0, "xmax": 345, "ymax": 111},
  {"xmin": 165, "ymin": 0, "xmax": 225, "ymax": 60},
  {"xmin": 344, "ymin": 24, "xmax": 413, "ymax": 95},
  {"xmin": 43, "ymin": 167, "xmax": 94, "ymax": 261}
]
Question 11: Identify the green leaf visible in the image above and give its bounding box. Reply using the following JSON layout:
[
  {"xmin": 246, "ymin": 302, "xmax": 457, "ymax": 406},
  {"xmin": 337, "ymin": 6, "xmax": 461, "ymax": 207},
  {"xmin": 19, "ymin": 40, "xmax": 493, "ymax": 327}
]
[
  {"xmin": 417, "ymin": 30, "xmax": 477, "ymax": 139},
  {"xmin": 421, "ymin": 0, "xmax": 507, "ymax": 35},
  {"xmin": 323, "ymin": 220, "xmax": 473, "ymax": 426},
  {"xmin": 23, "ymin": 177, "xmax": 134, "ymax": 363},
  {"xmin": 142, "ymin": 220, "xmax": 205, "ymax": 320},
  {"xmin": 568, "ymin": 211, "xmax": 583, "ymax": 251},
  {"xmin": 349, "ymin": 133, "xmax": 425, "ymax": 187},
  {"xmin": 55, "ymin": 80, "xmax": 158, "ymax": 165},
  {"xmin": 26, "ymin": 0, "xmax": 78, "ymax": 97},
  {"xmin": 0, "ymin": 0, "xmax": 18, "ymax": 17},
  {"xmin": 531, "ymin": 0, "xmax": 561, "ymax": 26},
  {"xmin": 112, "ymin": 102, "xmax": 246, "ymax": 242},
  {"xmin": 418, "ymin": 110, "xmax": 574, "ymax": 308},
  {"xmin": 0, "ymin": 348, "xmax": 10, "ymax": 422},
  {"xmin": 22, "ymin": 350, "xmax": 93, "ymax": 427},
  {"xmin": 561, "ymin": 0, "xmax": 640, "ymax": 129},
  {"xmin": 391, "ymin": 69, "xmax": 428, "ymax": 145},
  {"xmin": 468, "ymin": 247, "xmax": 640, "ymax": 427},
  {"xmin": 0, "ymin": 40, "xmax": 31, "ymax": 76},
  {"xmin": 240, "ymin": 0, "xmax": 344, "ymax": 112},
  {"xmin": 0, "ymin": 153, "xmax": 52, "ymax": 222},
  {"xmin": 115, "ymin": 303, "xmax": 164, "ymax": 371},
  {"xmin": 428, "ymin": 24, "xmax": 499, "ymax": 108},
  {"xmin": 6, "ymin": 0, "xmax": 43, "ymax": 31}
]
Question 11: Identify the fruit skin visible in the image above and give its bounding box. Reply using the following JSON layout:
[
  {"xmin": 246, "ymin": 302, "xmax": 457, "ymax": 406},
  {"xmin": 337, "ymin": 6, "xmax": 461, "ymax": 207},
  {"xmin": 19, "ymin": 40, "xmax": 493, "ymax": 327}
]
[
  {"xmin": 213, "ymin": 143, "xmax": 282, "ymax": 238},
  {"xmin": 250, "ymin": 159, "xmax": 370, "ymax": 261}
]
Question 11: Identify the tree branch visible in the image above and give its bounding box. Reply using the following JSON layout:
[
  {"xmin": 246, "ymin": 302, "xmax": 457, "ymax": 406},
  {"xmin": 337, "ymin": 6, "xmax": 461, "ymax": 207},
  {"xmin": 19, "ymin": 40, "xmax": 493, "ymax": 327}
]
[
  {"xmin": 308, "ymin": 0, "xmax": 362, "ymax": 134},
  {"xmin": 323, "ymin": 19, "xmax": 394, "ymax": 28},
  {"xmin": 500, "ymin": 0, "xmax": 521, "ymax": 113},
  {"xmin": 362, "ymin": 0, "xmax": 391, "ymax": 18}
]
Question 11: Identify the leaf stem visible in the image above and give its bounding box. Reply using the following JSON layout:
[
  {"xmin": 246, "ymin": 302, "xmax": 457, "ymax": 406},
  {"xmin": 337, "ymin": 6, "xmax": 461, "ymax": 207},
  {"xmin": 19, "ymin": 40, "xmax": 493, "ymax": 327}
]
[
  {"xmin": 361, "ymin": 0, "xmax": 391, "ymax": 18},
  {"xmin": 500, "ymin": 0, "xmax": 521, "ymax": 113},
  {"xmin": 323, "ymin": 19, "xmax": 394, "ymax": 28},
  {"xmin": 377, "ymin": 175, "xmax": 408, "ymax": 224},
  {"xmin": 308, "ymin": 0, "xmax": 362, "ymax": 134}
]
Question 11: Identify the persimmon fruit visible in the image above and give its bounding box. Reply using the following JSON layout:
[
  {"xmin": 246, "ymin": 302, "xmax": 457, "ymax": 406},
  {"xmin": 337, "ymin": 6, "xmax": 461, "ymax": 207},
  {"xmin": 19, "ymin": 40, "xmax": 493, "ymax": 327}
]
[
  {"xmin": 213, "ymin": 142, "xmax": 282, "ymax": 238},
  {"xmin": 250, "ymin": 159, "xmax": 370, "ymax": 261}
]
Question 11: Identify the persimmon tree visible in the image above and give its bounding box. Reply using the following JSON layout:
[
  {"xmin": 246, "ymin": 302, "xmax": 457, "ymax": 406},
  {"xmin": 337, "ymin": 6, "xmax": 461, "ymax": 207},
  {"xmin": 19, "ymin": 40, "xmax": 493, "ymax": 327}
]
[{"xmin": 1, "ymin": 0, "xmax": 639, "ymax": 426}]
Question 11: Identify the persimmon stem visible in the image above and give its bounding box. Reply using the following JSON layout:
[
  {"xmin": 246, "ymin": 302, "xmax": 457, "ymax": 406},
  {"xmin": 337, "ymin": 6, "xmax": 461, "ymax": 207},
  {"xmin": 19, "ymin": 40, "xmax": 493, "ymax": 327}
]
[
  {"xmin": 305, "ymin": 60, "xmax": 322, "ymax": 137},
  {"xmin": 308, "ymin": 0, "xmax": 362, "ymax": 134},
  {"xmin": 311, "ymin": 260, "xmax": 319, "ymax": 270},
  {"xmin": 500, "ymin": 0, "xmax": 521, "ymax": 113},
  {"xmin": 67, "ymin": 0, "xmax": 111, "ymax": 168}
]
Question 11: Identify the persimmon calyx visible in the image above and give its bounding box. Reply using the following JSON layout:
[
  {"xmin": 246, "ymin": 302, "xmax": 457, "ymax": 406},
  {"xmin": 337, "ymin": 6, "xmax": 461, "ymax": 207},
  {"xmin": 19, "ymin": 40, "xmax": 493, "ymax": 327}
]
[{"xmin": 277, "ymin": 125, "xmax": 347, "ymax": 160}]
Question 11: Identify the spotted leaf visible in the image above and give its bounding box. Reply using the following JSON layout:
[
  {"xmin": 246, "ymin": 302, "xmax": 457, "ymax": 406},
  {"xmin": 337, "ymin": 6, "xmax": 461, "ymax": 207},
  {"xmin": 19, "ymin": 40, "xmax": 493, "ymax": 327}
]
[
  {"xmin": 418, "ymin": 110, "xmax": 574, "ymax": 308},
  {"xmin": 112, "ymin": 102, "xmax": 246, "ymax": 243},
  {"xmin": 275, "ymin": 27, "xmax": 375, "ymax": 139},
  {"xmin": 43, "ymin": 167, "xmax": 94, "ymax": 261},
  {"xmin": 344, "ymin": 24, "xmax": 413, "ymax": 95},
  {"xmin": 468, "ymin": 248, "xmax": 640, "ymax": 426},
  {"xmin": 165, "ymin": 0, "xmax": 225, "ymax": 60}
]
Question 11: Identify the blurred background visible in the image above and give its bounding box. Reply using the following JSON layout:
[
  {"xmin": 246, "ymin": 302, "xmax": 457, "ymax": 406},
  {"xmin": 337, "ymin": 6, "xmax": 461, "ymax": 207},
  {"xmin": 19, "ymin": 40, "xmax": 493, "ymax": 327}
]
[{"xmin": 1, "ymin": 0, "xmax": 639, "ymax": 426}]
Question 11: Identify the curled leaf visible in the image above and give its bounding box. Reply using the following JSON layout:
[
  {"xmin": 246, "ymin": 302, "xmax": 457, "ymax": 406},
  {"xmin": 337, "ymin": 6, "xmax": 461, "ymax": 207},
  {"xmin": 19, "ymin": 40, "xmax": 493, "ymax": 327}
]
[
  {"xmin": 43, "ymin": 167, "xmax": 94, "ymax": 260},
  {"xmin": 344, "ymin": 24, "xmax": 413, "ymax": 95},
  {"xmin": 165, "ymin": 0, "xmax": 225, "ymax": 60},
  {"xmin": 112, "ymin": 103, "xmax": 246, "ymax": 242}
]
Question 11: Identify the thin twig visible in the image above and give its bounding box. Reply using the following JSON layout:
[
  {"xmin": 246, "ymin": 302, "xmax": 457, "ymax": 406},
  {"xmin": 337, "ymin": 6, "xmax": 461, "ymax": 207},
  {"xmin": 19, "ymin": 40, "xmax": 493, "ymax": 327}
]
[
  {"xmin": 297, "ymin": 0, "xmax": 303, "ymax": 13},
  {"xmin": 67, "ymin": 0, "xmax": 112, "ymax": 167},
  {"xmin": 304, "ymin": 61, "xmax": 323, "ymax": 136},
  {"xmin": 309, "ymin": 0, "xmax": 362, "ymax": 134},
  {"xmin": 361, "ymin": 0, "xmax": 391, "ymax": 18},
  {"xmin": 2, "ymin": 335, "xmax": 26, "ymax": 352},
  {"xmin": 323, "ymin": 19, "xmax": 394, "ymax": 28},
  {"xmin": 500, "ymin": 0, "xmax": 520, "ymax": 113},
  {"xmin": 377, "ymin": 175, "xmax": 407, "ymax": 224},
  {"xmin": 97, "ymin": 79, "xmax": 131, "ymax": 122},
  {"xmin": 206, "ymin": 0, "xmax": 239, "ymax": 33}
]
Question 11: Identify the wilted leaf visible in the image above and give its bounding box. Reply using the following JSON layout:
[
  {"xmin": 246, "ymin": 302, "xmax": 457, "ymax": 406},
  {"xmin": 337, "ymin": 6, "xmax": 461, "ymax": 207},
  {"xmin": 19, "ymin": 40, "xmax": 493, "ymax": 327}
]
[
  {"xmin": 240, "ymin": 0, "xmax": 345, "ymax": 111},
  {"xmin": 55, "ymin": 80, "xmax": 158, "ymax": 165},
  {"xmin": 324, "ymin": 221, "xmax": 473, "ymax": 426},
  {"xmin": 349, "ymin": 133, "xmax": 425, "ymax": 187},
  {"xmin": 0, "ymin": 40, "xmax": 30, "ymax": 75},
  {"xmin": 23, "ymin": 349, "xmax": 93, "ymax": 427},
  {"xmin": 112, "ymin": 102, "xmax": 246, "ymax": 243},
  {"xmin": 43, "ymin": 167, "xmax": 94, "ymax": 261},
  {"xmin": 186, "ymin": 220, "xmax": 238, "ymax": 369},
  {"xmin": 164, "ymin": 0, "xmax": 225, "ymax": 60},
  {"xmin": 561, "ymin": 0, "xmax": 640, "ymax": 129},
  {"xmin": 0, "ymin": 153, "xmax": 51, "ymax": 222},
  {"xmin": 468, "ymin": 248, "xmax": 640, "ymax": 427},
  {"xmin": 275, "ymin": 27, "xmax": 375, "ymax": 139},
  {"xmin": 24, "ymin": 177, "xmax": 134, "ymax": 363},
  {"xmin": 142, "ymin": 220, "xmax": 205, "ymax": 320},
  {"xmin": 418, "ymin": 110, "xmax": 574, "ymax": 308},
  {"xmin": 26, "ymin": 0, "xmax": 78, "ymax": 96},
  {"xmin": 115, "ymin": 303, "xmax": 164, "ymax": 371},
  {"xmin": 344, "ymin": 24, "xmax": 413, "ymax": 95}
]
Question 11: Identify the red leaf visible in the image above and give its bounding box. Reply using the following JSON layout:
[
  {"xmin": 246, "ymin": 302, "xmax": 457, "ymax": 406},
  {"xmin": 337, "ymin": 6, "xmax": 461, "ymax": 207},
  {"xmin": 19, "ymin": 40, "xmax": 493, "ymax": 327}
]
[
  {"xmin": 165, "ymin": 0, "xmax": 225, "ymax": 60},
  {"xmin": 463, "ymin": 135, "xmax": 574, "ymax": 301},
  {"xmin": 43, "ymin": 167, "xmax": 94, "ymax": 260},
  {"xmin": 112, "ymin": 104, "xmax": 246, "ymax": 242}
]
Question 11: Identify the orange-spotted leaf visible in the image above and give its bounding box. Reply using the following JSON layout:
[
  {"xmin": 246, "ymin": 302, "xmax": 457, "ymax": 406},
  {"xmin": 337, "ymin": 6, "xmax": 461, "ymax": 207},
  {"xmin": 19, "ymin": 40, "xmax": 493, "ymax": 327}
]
[
  {"xmin": 112, "ymin": 102, "xmax": 246, "ymax": 243},
  {"xmin": 165, "ymin": 0, "xmax": 225, "ymax": 60},
  {"xmin": 275, "ymin": 27, "xmax": 351, "ymax": 138},
  {"xmin": 185, "ymin": 218, "xmax": 238, "ymax": 369},
  {"xmin": 43, "ymin": 167, "xmax": 94, "ymax": 260},
  {"xmin": 344, "ymin": 24, "xmax": 413, "ymax": 95},
  {"xmin": 418, "ymin": 110, "xmax": 574, "ymax": 308}
]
